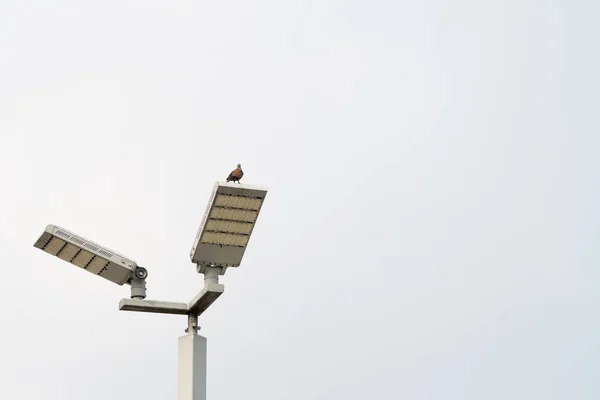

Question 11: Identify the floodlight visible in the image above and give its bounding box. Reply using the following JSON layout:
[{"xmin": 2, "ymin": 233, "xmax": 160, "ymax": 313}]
[
  {"xmin": 190, "ymin": 181, "xmax": 267, "ymax": 272},
  {"xmin": 33, "ymin": 224, "xmax": 145, "ymax": 286}
]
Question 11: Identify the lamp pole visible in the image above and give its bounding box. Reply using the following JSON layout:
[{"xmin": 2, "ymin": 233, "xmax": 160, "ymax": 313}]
[{"xmin": 178, "ymin": 315, "xmax": 207, "ymax": 400}]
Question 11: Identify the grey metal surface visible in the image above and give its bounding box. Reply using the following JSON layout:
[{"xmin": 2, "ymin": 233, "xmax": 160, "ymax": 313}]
[
  {"xmin": 34, "ymin": 224, "xmax": 137, "ymax": 285},
  {"xmin": 203, "ymin": 266, "xmax": 220, "ymax": 284},
  {"xmin": 189, "ymin": 181, "xmax": 268, "ymax": 269},
  {"xmin": 119, "ymin": 299, "xmax": 189, "ymax": 315},
  {"xmin": 178, "ymin": 334, "xmax": 207, "ymax": 400},
  {"xmin": 188, "ymin": 283, "xmax": 224, "ymax": 315},
  {"xmin": 186, "ymin": 314, "xmax": 199, "ymax": 334},
  {"xmin": 129, "ymin": 276, "xmax": 147, "ymax": 299}
]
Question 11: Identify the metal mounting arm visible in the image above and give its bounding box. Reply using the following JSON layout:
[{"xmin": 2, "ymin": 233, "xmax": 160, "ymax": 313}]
[{"xmin": 118, "ymin": 265, "xmax": 227, "ymax": 400}]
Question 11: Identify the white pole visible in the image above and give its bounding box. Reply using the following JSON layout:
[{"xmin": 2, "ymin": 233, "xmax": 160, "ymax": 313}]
[{"xmin": 178, "ymin": 322, "xmax": 207, "ymax": 400}]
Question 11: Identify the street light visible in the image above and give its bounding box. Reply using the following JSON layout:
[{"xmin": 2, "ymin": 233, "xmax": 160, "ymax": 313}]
[
  {"xmin": 190, "ymin": 181, "xmax": 268, "ymax": 278},
  {"xmin": 33, "ymin": 224, "xmax": 148, "ymax": 299},
  {"xmin": 33, "ymin": 181, "xmax": 268, "ymax": 400}
]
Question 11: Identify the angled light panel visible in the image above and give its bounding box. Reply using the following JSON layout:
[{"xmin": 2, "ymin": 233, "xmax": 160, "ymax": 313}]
[
  {"xmin": 190, "ymin": 181, "xmax": 267, "ymax": 268},
  {"xmin": 34, "ymin": 225, "xmax": 137, "ymax": 285}
]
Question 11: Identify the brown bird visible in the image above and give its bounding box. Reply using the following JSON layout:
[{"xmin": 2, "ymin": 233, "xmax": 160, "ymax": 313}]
[{"xmin": 226, "ymin": 163, "xmax": 244, "ymax": 183}]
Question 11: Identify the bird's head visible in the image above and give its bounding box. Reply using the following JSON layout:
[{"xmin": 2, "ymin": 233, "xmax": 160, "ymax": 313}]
[{"xmin": 237, "ymin": 163, "xmax": 242, "ymax": 168}]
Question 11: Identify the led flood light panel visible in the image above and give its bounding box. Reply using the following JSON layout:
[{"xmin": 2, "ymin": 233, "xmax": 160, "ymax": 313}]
[
  {"xmin": 34, "ymin": 224, "xmax": 138, "ymax": 285},
  {"xmin": 190, "ymin": 181, "xmax": 267, "ymax": 269}
]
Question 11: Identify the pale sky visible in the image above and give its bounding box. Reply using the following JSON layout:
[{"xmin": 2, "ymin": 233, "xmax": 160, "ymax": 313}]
[{"xmin": 1, "ymin": 1, "xmax": 599, "ymax": 399}]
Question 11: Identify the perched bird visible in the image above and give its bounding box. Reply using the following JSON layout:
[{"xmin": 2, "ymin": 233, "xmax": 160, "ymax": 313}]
[{"xmin": 226, "ymin": 163, "xmax": 244, "ymax": 183}]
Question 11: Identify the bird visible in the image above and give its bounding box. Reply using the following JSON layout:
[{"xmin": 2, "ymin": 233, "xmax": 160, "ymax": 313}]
[{"xmin": 226, "ymin": 163, "xmax": 244, "ymax": 183}]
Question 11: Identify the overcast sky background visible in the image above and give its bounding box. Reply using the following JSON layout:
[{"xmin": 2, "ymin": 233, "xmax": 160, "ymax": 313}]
[{"xmin": 1, "ymin": 1, "xmax": 599, "ymax": 399}]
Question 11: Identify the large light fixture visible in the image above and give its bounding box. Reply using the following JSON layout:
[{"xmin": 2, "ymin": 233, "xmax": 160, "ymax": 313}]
[
  {"xmin": 189, "ymin": 181, "xmax": 268, "ymax": 272},
  {"xmin": 33, "ymin": 224, "xmax": 145, "ymax": 287}
]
